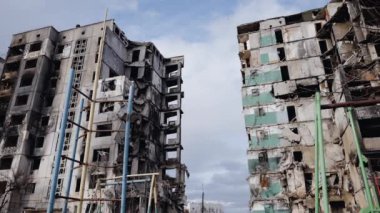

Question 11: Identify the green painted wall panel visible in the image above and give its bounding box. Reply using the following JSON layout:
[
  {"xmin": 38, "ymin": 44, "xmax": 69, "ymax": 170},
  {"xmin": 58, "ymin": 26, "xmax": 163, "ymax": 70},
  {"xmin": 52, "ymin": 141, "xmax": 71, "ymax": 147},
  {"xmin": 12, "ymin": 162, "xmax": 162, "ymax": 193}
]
[
  {"xmin": 249, "ymin": 134, "xmax": 281, "ymax": 149},
  {"xmin": 244, "ymin": 112, "xmax": 278, "ymax": 127},
  {"xmin": 260, "ymin": 35, "xmax": 276, "ymax": 46},
  {"xmin": 248, "ymin": 157, "xmax": 281, "ymax": 173},
  {"xmin": 261, "ymin": 182, "xmax": 282, "ymax": 198},
  {"xmin": 251, "ymin": 209, "xmax": 290, "ymax": 213},
  {"xmin": 242, "ymin": 92, "xmax": 274, "ymax": 107},
  {"xmin": 260, "ymin": 53, "xmax": 270, "ymax": 64},
  {"xmin": 245, "ymin": 70, "xmax": 282, "ymax": 86}
]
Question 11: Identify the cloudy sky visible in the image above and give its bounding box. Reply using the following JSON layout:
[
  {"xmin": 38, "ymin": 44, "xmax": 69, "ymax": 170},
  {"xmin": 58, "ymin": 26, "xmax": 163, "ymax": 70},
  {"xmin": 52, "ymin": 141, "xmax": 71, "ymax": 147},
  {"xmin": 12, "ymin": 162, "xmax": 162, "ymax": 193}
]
[{"xmin": 0, "ymin": 0, "xmax": 326, "ymax": 212}]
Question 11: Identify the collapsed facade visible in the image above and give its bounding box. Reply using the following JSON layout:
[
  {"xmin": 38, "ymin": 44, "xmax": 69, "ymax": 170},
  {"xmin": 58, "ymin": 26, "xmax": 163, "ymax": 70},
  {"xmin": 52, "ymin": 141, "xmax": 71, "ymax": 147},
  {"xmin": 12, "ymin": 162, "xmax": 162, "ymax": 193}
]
[
  {"xmin": 238, "ymin": 0, "xmax": 380, "ymax": 212},
  {"xmin": 0, "ymin": 20, "xmax": 187, "ymax": 212}
]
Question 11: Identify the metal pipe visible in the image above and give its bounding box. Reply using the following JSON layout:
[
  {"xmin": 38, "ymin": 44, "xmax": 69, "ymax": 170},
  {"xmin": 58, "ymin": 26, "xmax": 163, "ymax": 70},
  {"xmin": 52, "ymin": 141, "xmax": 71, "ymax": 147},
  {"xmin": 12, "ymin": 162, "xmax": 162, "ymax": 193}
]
[
  {"xmin": 100, "ymin": 179, "xmax": 151, "ymax": 186},
  {"xmin": 63, "ymin": 99, "xmax": 84, "ymax": 213},
  {"xmin": 121, "ymin": 82, "xmax": 135, "ymax": 213},
  {"xmin": 314, "ymin": 93, "xmax": 320, "ymax": 213},
  {"xmin": 347, "ymin": 107, "xmax": 376, "ymax": 210},
  {"xmin": 147, "ymin": 174, "xmax": 155, "ymax": 213},
  {"xmin": 78, "ymin": 9, "xmax": 108, "ymax": 213},
  {"xmin": 321, "ymin": 98, "xmax": 380, "ymax": 109},
  {"xmin": 47, "ymin": 68, "xmax": 75, "ymax": 213},
  {"xmin": 101, "ymin": 173, "xmax": 160, "ymax": 180},
  {"xmin": 316, "ymin": 92, "xmax": 330, "ymax": 213}
]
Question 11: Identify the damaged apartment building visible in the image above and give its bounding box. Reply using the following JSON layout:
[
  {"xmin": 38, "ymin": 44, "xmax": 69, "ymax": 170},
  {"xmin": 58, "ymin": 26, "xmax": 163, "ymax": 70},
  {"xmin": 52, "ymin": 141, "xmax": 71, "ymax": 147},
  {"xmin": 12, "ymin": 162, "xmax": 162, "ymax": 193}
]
[
  {"xmin": 0, "ymin": 20, "xmax": 187, "ymax": 212},
  {"xmin": 238, "ymin": 0, "xmax": 380, "ymax": 212}
]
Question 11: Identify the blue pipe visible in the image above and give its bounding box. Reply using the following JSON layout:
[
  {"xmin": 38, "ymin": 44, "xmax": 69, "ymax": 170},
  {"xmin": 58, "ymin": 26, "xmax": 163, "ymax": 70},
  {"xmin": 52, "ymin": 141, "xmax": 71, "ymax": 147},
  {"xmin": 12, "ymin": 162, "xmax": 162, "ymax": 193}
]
[
  {"xmin": 47, "ymin": 68, "xmax": 75, "ymax": 213},
  {"xmin": 121, "ymin": 82, "xmax": 135, "ymax": 213},
  {"xmin": 63, "ymin": 99, "xmax": 84, "ymax": 213}
]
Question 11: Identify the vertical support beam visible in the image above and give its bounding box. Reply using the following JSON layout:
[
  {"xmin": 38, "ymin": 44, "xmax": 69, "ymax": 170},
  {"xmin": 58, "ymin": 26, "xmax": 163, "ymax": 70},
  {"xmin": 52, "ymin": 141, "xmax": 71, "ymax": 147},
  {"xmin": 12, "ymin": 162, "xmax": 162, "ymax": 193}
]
[
  {"xmin": 78, "ymin": 9, "xmax": 108, "ymax": 213},
  {"xmin": 147, "ymin": 174, "xmax": 155, "ymax": 213},
  {"xmin": 121, "ymin": 82, "xmax": 135, "ymax": 213},
  {"xmin": 153, "ymin": 177, "xmax": 158, "ymax": 213},
  {"xmin": 314, "ymin": 93, "xmax": 320, "ymax": 213},
  {"xmin": 316, "ymin": 92, "xmax": 330, "ymax": 213},
  {"xmin": 63, "ymin": 99, "xmax": 84, "ymax": 213},
  {"xmin": 47, "ymin": 68, "xmax": 75, "ymax": 213},
  {"xmin": 347, "ymin": 107, "xmax": 376, "ymax": 210}
]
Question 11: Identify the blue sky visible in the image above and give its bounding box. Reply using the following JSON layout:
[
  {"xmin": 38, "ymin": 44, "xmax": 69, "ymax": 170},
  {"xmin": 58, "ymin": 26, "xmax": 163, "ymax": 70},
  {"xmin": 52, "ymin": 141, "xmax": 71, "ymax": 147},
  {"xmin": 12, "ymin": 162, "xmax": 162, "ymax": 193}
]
[{"xmin": 0, "ymin": 0, "xmax": 327, "ymax": 212}]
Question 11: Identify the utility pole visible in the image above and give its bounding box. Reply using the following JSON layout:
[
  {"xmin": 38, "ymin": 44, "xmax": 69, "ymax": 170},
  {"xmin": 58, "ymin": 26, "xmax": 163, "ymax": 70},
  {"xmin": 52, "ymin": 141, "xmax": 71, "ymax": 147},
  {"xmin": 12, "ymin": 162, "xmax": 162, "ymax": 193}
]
[{"xmin": 201, "ymin": 184, "xmax": 204, "ymax": 213}]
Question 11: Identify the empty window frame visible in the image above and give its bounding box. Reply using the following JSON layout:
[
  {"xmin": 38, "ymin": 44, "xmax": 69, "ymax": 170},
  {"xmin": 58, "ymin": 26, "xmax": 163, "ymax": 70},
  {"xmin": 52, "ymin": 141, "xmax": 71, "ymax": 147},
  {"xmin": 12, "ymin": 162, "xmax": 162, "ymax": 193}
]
[
  {"xmin": 89, "ymin": 175, "xmax": 105, "ymax": 189},
  {"xmin": 44, "ymin": 95, "xmax": 54, "ymax": 107},
  {"xmin": 29, "ymin": 42, "xmax": 42, "ymax": 52},
  {"xmin": 375, "ymin": 44, "xmax": 380, "ymax": 57},
  {"xmin": 25, "ymin": 59, "xmax": 38, "ymax": 69},
  {"xmin": 8, "ymin": 45, "xmax": 25, "ymax": 57},
  {"xmin": 57, "ymin": 45, "xmax": 65, "ymax": 54},
  {"xmin": 41, "ymin": 116, "xmax": 49, "ymax": 127},
  {"xmin": 95, "ymin": 123, "xmax": 112, "ymax": 137},
  {"xmin": 99, "ymin": 102, "xmax": 114, "ymax": 113},
  {"xmin": 72, "ymin": 56, "xmax": 85, "ymax": 71},
  {"xmin": 293, "ymin": 151, "xmax": 303, "ymax": 162},
  {"xmin": 258, "ymin": 152, "xmax": 268, "ymax": 163},
  {"xmin": 256, "ymin": 130, "xmax": 269, "ymax": 142},
  {"xmin": 315, "ymin": 23, "xmax": 322, "ymax": 33},
  {"xmin": 275, "ymin": 29, "xmax": 283, "ymax": 44},
  {"xmin": 74, "ymin": 39, "xmax": 87, "ymax": 54},
  {"xmin": 19, "ymin": 72, "xmax": 34, "ymax": 87},
  {"xmin": 322, "ymin": 58, "xmax": 333, "ymax": 74},
  {"xmin": 287, "ymin": 106, "xmax": 297, "ymax": 122},
  {"xmin": 132, "ymin": 50, "xmax": 140, "ymax": 62},
  {"xmin": 0, "ymin": 157, "xmax": 13, "ymax": 170},
  {"xmin": 35, "ymin": 136, "xmax": 44, "ymax": 148},
  {"xmin": 10, "ymin": 114, "xmax": 25, "ymax": 125},
  {"xmin": 319, "ymin": 40, "xmax": 328, "ymax": 54},
  {"xmin": 101, "ymin": 80, "xmax": 116, "ymax": 92},
  {"xmin": 31, "ymin": 157, "xmax": 41, "ymax": 170},
  {"xmin": 277, "ymin": 48, "xmax": 286, "ymax": 61},
  {"xmin": 0, "ymin": 181, "xmax": 7, "ymax": 194},
  {"xmin": 130, "ymin": 67, "xmax": 139, "ymax": 79},
  {"xmin": 4, "ymin": 135, "xmax": 18, "ymax": 147},
  {"xmin": 5, "ymin": 61, "xmax": 20, "ymax": 72},
  {"xmin": 280, "ymin": 66, "xmax": 290, "ymax": 81},
  {"xmin": 92, "ymin": 148, "xmax": 110, "ymax": 162},
  {"xmin": 25, "ymin": 183, "xmax": 36, "ymax": 194},
  {"xmin": 166, "ymin": 64, "xmax": 178, "ymax": 73},
  {"xmin": 75, "ymin": 178, "xmax": 81, "ymax": 192},
  {"xmin": 330, "ymin": 201, "xmax": 345, "ymax": 213},
  {"xmin": 109, "ymin": 69, "xmax": 118, "ymax": 77}
]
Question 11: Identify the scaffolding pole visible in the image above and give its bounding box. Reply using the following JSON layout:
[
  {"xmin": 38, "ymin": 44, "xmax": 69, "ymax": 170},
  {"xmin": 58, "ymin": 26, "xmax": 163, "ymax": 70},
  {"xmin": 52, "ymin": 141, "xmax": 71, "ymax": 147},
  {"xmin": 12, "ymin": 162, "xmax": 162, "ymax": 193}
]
[
  {"xmin": 315, "ymin": 92, "xmax": 330, "ymax": 213},
  {"xmin": 121, "ymin": 82, "xmax": 135, "ymax": 213},
  {"xmin": 347, "ymin": 107, "xmax": 377, "ymax": 211},
  {"xmin": 314, "ymin": 94, "xmax": 320, "ymax": 213},
  {"xmin": 63, "ymin": 99, "xmax": 84, "ymax": 213},
  {"xmin": 78, "ymin": 9, "xmax": 108, "ymax": 213},
  {"xmin": 47, "ymin": 68, "xmax": 75, "ymax": 213}
]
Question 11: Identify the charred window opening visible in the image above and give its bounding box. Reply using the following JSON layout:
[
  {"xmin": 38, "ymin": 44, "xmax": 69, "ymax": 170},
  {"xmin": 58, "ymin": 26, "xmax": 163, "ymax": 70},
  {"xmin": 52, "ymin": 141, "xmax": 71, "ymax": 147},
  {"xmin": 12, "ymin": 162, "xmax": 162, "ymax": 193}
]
[
  {"xmin": 95, "ymin": 123, "xmax": 112, "ymax": 137},
  {"xmin": 101, "ymin": 80, "xmax": 116, "ymax": 92},
  {"xmin": 15, "ymin": 95, "xmax": 28, "ymax": 106},
  {"xmin": 293, "ymin": 151, "xmax": 303, "ymax": 162},
  {"xmin": 0, "ymin": 157, "xmax": 13, "ymax": 170},
  {"xmin": 5, "ymin": 61, "xmax": 20, "ymax": 72},
  {"xmin": 304, "ymin": 173, "xmax": 313, "ymax": 192},
  {"xmin": 275, "ymin": 29, "xmax": 283, "ymax": 44},
  {"xmin": 132, "ymin": 50, "xmax": 140, "ymax": 62},
  {"xmin": 74, "ymin": 39, "xmax": 87, "ymax": 54},
  {"xmin": 323, "ymin": 58, "xmax": 333, "ymax": 74},
  {"xmin": 92, "ymin": 148, "xmax": 110, "ymax": 162},
  {"xmin": 95, "ymin": 54, "xmax": 99, "ymax": 63},
  {"xmin": 10, "ymin": 114, "xmax": 25, "ymax": 125},
  {"xmin": 75, "ymin": 178, "xmax": 81, "ymax": 192},
  {"xmin": 130, "ymin": 67, "xmax": 139, "ymax": 79},
  {"xmin": 44, "ymin": 95, "xmax": 54, "ymax": 107},
  {"xmin": 99, "ymin": 102, "xmax": 114, "ymax": 113},
  {"xmin": 115, "ymin": 27, "xmax": 120, "ymax": 35},
  {"xmin": 0, "ymin": 181, "xmax": 7, "ymax": 194},
  {"xmin": 258, "ymin": 152, "xmax": 268, "ymax": 163},
  {"xmin": 280, "ymin": 66, "xmax": 290, "ymax": 81},
  {"xmin": 287, "ymin": 106, "xmax": 297, "ymax": 122},
  {"xmin": 31, "ymin": 157, "xmax": 41, "ymax": 170},
  {"xmin": 29, "ymin": 42, "xmax": 42, "ymax": 52},
  {"xmin": 4, "ymin": 135, "xmax": 18, "ymax": 147},
  {"xmin": 330, "ymin": 201, "xmax": 345, "ymax": 213},
  {"xmin": 285, "ymin": 13, "xmax": 303, "ymax": 25},
  {"xmin": 248, "ymin": 133, "xmax": 251, "ymax": 141},
  {"xmin": 57, "ymin": 45, "xmax": 64, "ymax": 54},
  {"xmin": 358, "ymin": 118, "xmax": 380, "ymax": 138},
  {"xmin": 319, "ymin": 40, "xmax": 328, "ymax": 54},
  {"xmin": 97, "ymin": 37, "xmax": 102, "ymax": 46},
  {"xmin": 375, "ymin": 44, "xmax": 380, "ymax": 57},
  {"xmin": 54, "ymin": 60, "xmax": 61, "ymax": 70},
  {"xmin": 296, "ymin": 84, "xmax": 319, "ymax": 97},
  {"xmin": 245, "ymin": 58, "xmax": 251, "ymax": 68},
  {"xmin": 89, "ymin": 175, "xmax": 105, "ymax": 189},
  {"xmin": 258, "ymin": 108, "xmax": 266, "ymax": 116},
  {"xmin": 166, "ymin": 64, "xmax": 178, "ymax": 73},
  {"xmin": 25, "ymin": 59, "xmax": 37, "ymax": 69},
  {"xmin": 20, "ymin": 72, "xmax": 34, "ymax": 87},
  {"xmin": 8, "ymin": 45, "xmax": 25, "ymax": 57},
  {"xmin": 241, "ymin": 71, "xmax": 245, "ymax": 84},
  {"xmin": 36, "ymin": 136, "xmax": 44, "ymax": 148},
  {"xmin": 291, "ymin": 128, "xmax": 299, "ymax": 134},
  {"xmin": 243, "ymin": 41, "xmax": 248, "ymax": 50},
  {"xmin": 25, "ymin": 183, "xmax": 35, "ymax": 194},
  {"xmin": 72, "ymin": 56, "xmax": 85, "ymax": 71},
  {"xmin": 41, "ymin": 116, "xmax": 49, "ymax": 127},
  {"xmin": 277, "ymin": 48, "xmax": 286, "ymax": 61},
  {"xmin": 109, "ymin": 69, "xmax": 118, "ymax": 77},
  {"xmin": 315, "ymin": 23, "xmax": 322, "ymax": 33}
]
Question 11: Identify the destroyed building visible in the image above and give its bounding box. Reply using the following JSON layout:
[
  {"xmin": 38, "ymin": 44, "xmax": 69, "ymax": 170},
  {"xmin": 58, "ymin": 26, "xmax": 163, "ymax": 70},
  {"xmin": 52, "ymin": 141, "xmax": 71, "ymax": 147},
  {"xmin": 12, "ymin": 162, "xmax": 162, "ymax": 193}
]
[
  {"xmin": 238, "ymin": 0, "xmax": 380, "ymax": 212},
  {"xmin": 0, "ymin": 20, "xmax": 187, "ymax": 212}
]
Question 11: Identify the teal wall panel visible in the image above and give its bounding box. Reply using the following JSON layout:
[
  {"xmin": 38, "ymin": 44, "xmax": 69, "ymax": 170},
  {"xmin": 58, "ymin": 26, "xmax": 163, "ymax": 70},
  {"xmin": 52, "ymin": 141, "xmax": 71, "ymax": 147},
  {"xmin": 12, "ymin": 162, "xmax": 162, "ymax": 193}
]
[
  {"xmin": 242, "ymin": 92, "xmax": 274, "ymax": 107},
  {"xmin": 248, "ymin": 157, "xmax": 281, "ymax": 173},
  {"xmin": 260, "ymin": 53, "xmax": 270, "ymax": 64},
  {"xmin": 244, "ymin": 112, "xmax": 278, "ymax": 127},
  {"xmin": 249, "ymin": 134, "xmax": 281, "ymax": 149},
  {"xmin": 260, "ymin": 35, "xmax": 276, "ymax": 46},
  {"xmin": 245, "ymin": 70, "xmax": 282, "ymax": 86}
]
